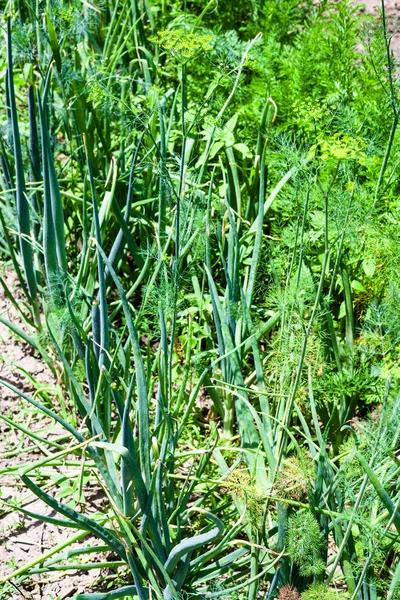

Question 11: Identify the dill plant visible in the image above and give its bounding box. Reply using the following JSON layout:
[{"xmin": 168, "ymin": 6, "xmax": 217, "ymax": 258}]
[
  {"xmin": 301, "ymin": 583, "xmax": 349, "ymax": 600},
  {"xmin": 285, "ymin": 512, "xmax": 326, "ymax": 577},
  {"xmin": 273, "ymin": 456, "xmax": 313, "ymax": 503},
  {"xmin": 221, "ymin": 469, "xmax": 266, "ymax": 533},
  {"xmin": 1, "ymin": 0, "xmax": 400, "ymax": 598}
]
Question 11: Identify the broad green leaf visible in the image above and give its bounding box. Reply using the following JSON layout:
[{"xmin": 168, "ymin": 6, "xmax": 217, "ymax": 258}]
[
  {"xmin": 234, "ymin": 142, "xmax": 251, "ymax": 157},
  {"xmin": 362, "ymin": 257, "xmax": 376, "ymax": 278},
  {"xmin": 351, "ymin": 280, "xmax": 367, "ymax": 293}
]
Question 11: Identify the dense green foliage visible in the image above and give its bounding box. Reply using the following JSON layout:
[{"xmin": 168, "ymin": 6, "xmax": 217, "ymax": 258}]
[{"xmin": 0, "ymin": 0, "xmax": 399, "ymax": 598}]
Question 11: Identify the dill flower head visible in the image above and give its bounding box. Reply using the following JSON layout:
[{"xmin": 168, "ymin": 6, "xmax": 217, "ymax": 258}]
[
  {"xmin": 220, "ymin": 470, "xmax": 265, "ymax": 531},
  {"xmin": 151, "ymin": 29, "xmax": 213, "ymax": 61},
  {"xmin": 274, "ymin": 455, "xmax": 313, "ymax": 501}
]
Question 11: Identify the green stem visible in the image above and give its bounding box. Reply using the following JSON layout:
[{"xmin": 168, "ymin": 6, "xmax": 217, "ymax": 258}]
[{"xmin": 373, "ymin": 113, "xmax": 398, "ymax": 207}]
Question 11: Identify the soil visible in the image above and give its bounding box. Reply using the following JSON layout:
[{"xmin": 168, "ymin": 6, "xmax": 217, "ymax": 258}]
[
  {"xmin": 361, "ymin": 0, "xmax": 398, "ymax": 12},
  {"xmin": 0, "ymin": 272, "xmax": 110, "ymax": 600},
  {"xmin": 358, "ymin": 0, "xmax": 400, "ymax": 54}
]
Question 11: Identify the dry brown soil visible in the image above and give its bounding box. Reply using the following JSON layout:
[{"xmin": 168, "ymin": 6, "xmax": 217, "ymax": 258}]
[
  {"xmin": 361, "ymin": 0, "xmax": 398, "ymax": 12},
  {"xmin": 0, "ymin": 272, "xmax": 109, "ymax": 600},
  {"xmin": 359, "ymin": 0, "xmax": 400, "ymax": 53}
]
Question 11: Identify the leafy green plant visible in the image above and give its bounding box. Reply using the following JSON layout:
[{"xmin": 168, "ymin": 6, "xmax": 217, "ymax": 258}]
[
  {"xmin": 0, "ymin": 0, "xmax": 400, "ymax": 598},
  {"xmin": 302, "ymin": 583, "xmax": 349, "ymax": 600},
  {"xmin": 286, "ymin": 512, "xmax": 325, "ymax": 577}
]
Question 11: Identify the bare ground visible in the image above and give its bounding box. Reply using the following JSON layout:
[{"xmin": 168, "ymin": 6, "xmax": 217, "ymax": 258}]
[
  {"xmin": 361, "ymin": 0, "xmax": 398, "ymax": 12},
  {"xmin": 358, "ymin": 0, "xmax": 400, "ymax": 53},
  {"xmin": 0, "ymin": 272, "xmax": 112, "ymax": 600}
]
